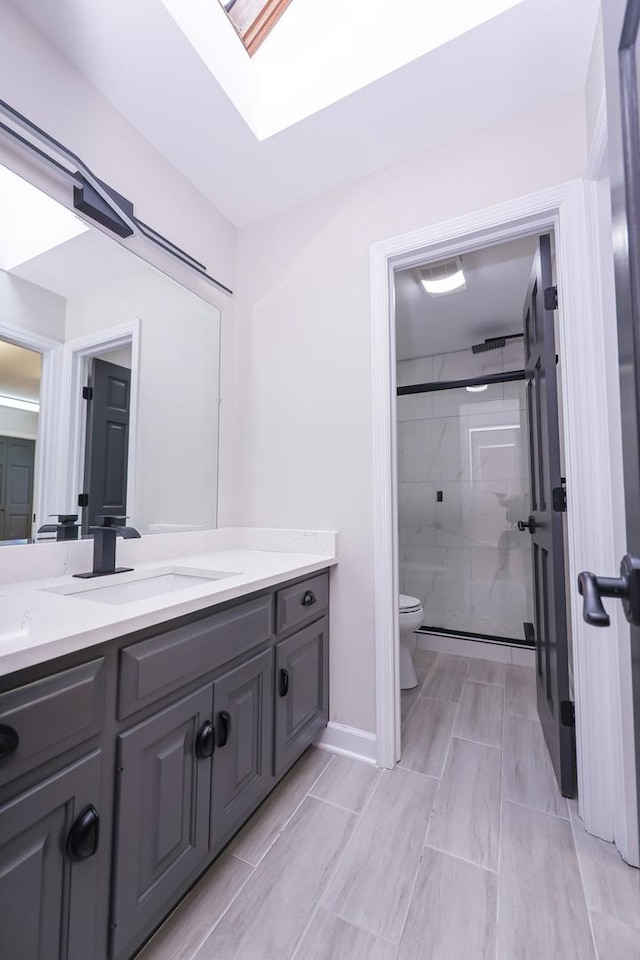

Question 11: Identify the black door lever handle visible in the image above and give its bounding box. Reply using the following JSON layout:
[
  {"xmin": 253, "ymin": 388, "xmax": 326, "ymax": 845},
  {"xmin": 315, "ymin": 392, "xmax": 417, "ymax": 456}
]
[
  {"xmin": 517, "ymin": 516, "xmax": 537, "ymax": 533},
  {"xmin": 578, "ymin": 555, "xmax": 640, "ymax": 627}
]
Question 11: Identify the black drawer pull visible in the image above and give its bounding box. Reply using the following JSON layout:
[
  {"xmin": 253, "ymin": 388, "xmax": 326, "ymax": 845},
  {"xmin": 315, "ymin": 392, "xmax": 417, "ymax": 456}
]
[
  {"xmin": 195, "ymin": 720, "xmax": 215, "ymax": 759},
  {"xmin": 0, "ymin": 724, "xmax": 19, "ymax": 760},
  {"xmin": 217, "ymin": 711, "xmax": 231, "ymax": 748},
  {"xmin": 302, "ymin": 590, "xmax": 316, "ymax": 607},
  {"xmin": 66, "ymin": 805, "xmax": 99, "ymax": 861},
  {"xmin": 279, "ymin": 669, "xmax": 289, "ymax": 697}
]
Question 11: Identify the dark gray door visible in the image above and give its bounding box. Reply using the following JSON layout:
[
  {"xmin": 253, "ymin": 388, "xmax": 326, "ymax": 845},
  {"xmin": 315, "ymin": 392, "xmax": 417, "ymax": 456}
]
[
  {"xmin": 523, "ymin": 234, "xmax": 574, "ymax": 797},
  {"xmin": 585, "ymin": 0, "xmax": 640, "ymax": 839},
  {"xmin": 82, "ymin": 358, "xmax": 130, "ymax": 533},
  {"xmin": 0, "ymin": 437, "xmax": 35, "ymax": 540},
  {"xmin": 210, "ymin": 649, "xmax": 273, "ymax": 849},
  {"xmin": 0, "ymin": 751, "xmax": 102, "ymax": 960},
  {"xmin": 274, "ymin": 618, "xmax": 329, "ymax": 776},
  {"xmin": 111, "ymin": 686, "xmax": 212, "ymax": 959}
]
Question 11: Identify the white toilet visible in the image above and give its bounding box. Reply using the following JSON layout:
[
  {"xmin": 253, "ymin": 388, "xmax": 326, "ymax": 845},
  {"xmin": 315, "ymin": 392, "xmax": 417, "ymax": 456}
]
[{"xmin": 399, "ymin": 594, "xmax": 424, "ymax": 690}]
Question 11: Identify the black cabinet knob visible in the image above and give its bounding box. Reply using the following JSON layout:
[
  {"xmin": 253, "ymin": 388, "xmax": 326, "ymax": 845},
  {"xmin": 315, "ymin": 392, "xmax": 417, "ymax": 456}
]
[
  {"xmin": 302, "ymin": 590, "xmax": 316, "ymax": 607},
  {"xmin": 279, "ymin": 669, "xmax": 289, "ymax": 697},
  {"xmin": 217, "ymin": 711, "xmax": 231, "ymax": 748},
  {"xmin": 66, "ymin": 805, "xmax": 99, "ymax": 861},
  {"xmin": 195, "ymin": 720, "xmax": 215, "ymax": 759},
  {"xmin": 0, "ymin": 724, "xmax": 19, "ymax": 761}
]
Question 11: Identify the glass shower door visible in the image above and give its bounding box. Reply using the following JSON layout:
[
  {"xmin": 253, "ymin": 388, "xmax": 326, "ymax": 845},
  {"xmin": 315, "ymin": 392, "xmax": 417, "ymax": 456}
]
[{"xmin": 397, "ymin": 378, "xmax": 533, "ymax": 642}]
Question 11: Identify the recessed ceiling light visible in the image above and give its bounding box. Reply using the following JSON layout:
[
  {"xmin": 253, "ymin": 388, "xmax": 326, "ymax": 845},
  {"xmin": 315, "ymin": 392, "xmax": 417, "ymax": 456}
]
[
  {"xmin": 419, "ymin": 256, "xmax": 467, "ymax": 297},
  {"xmin": 466, "ymin": 384, "xmax": 488, "ymax": 393}
]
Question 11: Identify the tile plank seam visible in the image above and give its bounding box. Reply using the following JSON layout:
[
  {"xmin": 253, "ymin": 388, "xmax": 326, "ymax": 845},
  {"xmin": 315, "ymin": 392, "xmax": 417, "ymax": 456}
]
[
  {"xmin": 288, "ymin": 771, "xmax": 388, "ymax": 958},
  {"xmin": 569, "ymin": 804, "xmax": 614, "ymax": 959},
  {"xmin": 240, "ymin": 751, "xmax": 338, "ymax": 867}
]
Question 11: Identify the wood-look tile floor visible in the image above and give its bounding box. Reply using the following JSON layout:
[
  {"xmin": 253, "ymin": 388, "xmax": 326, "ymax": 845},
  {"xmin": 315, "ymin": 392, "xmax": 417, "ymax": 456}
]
[{"xmin": 137, "ymin": 653, "xmax": 640, "ymax": 960}]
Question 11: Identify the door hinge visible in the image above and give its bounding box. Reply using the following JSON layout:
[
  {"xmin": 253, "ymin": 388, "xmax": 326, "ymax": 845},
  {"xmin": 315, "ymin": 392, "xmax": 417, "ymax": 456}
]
[
  {"xmin": 78, "ymin": 493, "xmax": 89, "ymax": 507},
  {"xmin": 82, "ymin": 386, "xmax": 93, "ymax": 401},
  {"xmin": 552, "ymin": 485, "xmax": 567, "ymax": 512},
  {"xmin": 560, "ymin": 700, "xmax": 575, "ymax": 728},
  {"xmin": 544, "ymin": 285, "xmax": 558, "ymax": 310}
]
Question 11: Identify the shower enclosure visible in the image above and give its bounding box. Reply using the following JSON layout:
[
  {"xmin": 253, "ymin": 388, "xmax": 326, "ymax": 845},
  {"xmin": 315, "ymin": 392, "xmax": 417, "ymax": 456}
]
[{"xmin": 397, "ymin": 368, "xmax": 534, "ymax": 643}]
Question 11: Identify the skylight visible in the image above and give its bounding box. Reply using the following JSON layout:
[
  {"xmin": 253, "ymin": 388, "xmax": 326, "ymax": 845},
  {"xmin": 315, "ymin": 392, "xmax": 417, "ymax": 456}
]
[
  {"xmin": 0, "ymin": 165, "xmax": 89, "ymax": 271},
  {"xmin": 220, "ymin": 0, "xmax": 294, "ymax": 55},
  {"xmin": 163, "ymin": 0, "xmax": 525, "ymax": 140}
]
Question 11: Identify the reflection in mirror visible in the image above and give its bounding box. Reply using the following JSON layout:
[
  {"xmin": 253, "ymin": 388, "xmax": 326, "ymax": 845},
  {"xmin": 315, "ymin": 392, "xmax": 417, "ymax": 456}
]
[
  {"xmin": 0, "ymin": 341, "xmax": 40, "ymax": 540},
  {"xmin": 0, "ymin": 162, "xmax": 221, "ymax": 545}
]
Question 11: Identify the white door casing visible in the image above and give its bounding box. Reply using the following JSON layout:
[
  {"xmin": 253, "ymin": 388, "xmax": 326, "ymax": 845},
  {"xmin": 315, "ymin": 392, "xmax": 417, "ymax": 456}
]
[{"xmin": 370, "ymin": 177, "xmax": 638, "ymax": 863}]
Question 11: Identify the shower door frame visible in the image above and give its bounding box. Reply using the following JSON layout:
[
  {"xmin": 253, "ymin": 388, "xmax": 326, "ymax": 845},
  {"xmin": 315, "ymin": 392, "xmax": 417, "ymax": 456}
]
[
  {"xmin": 397, "ymin": 368, "xmax": 532, "ymax": 646},
  {"xmin": 370, "ymin": 179, "xmax": 637, "ymax": 861}
]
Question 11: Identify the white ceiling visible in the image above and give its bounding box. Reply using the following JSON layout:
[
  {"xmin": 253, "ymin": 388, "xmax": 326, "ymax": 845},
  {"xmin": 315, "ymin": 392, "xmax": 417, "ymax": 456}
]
[
  {"xmin": 8, "ymin": 0, "xmax": 599, "ymax": 225},
  {"xmin": 394, "ymin": 235, "xmax": 538, "ymax": 361},
  {"xmin": 11, "ymin": 228, "xmax": 142, "ymax": 298}
]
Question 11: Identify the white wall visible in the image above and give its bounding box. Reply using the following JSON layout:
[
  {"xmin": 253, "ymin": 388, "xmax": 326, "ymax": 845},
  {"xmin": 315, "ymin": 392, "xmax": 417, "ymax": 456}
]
[
  {"xmin": 232, "ymin": 92, "xmax": 587, "ymax": 734},
  {"xmin": 66, "ymin": 266, "xmax": 220, "ymax": 533},
  {"xmin": 0, "ymin": 407, "xmax": 38, "ymax": 438},
  {"xmin": 0, "ymin": 269, "xmax": 65, "ymax": 341}
]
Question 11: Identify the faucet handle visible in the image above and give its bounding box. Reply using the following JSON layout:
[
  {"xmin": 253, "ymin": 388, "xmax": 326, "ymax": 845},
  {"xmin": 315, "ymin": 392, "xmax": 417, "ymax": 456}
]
[
  {"xmin": 49, "ymin": 514, "xmax": 78, "ymax": 525},
  {"xmin": 95, "ymin": 515, "xmax": 128, "ymax": 528}
]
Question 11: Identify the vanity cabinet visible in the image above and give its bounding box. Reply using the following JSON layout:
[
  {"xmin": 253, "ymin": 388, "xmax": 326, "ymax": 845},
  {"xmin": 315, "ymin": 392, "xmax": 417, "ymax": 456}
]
[
  {"xmin": 0, "ymin": 568, "xmax": 330, "ymax": 960},
  {"xmin": 110, "ymin": 686, "xmax": 213, "ymax": 958},
  {"xmin": 0, "ymin": 750, "xmax": 103, "ymax": 960},
  {"xmin": 275, "ymin": 618, "xmax": 329, "ymax": 776},
  {"xmin": 210, "ymin": 648, "xmax": 273, "ymax": 849}
]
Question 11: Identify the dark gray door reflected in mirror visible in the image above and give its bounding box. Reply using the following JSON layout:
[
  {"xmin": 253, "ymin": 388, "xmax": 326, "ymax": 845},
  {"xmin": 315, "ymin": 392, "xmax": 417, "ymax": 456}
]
[{"xmin": 82, "ymin": 358, "xmax": 131, "ymax": 535}]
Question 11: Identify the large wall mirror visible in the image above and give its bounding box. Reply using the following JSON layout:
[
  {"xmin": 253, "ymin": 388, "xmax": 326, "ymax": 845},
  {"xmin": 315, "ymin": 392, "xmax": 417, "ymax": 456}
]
[{"xmin": 0, "ymin": 161, "xmax": 221, "ymax": 545}]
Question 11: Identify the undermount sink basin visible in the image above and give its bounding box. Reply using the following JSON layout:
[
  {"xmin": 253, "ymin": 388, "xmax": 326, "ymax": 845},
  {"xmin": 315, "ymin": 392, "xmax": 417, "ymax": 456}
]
[{"xmin": 43, "ymin": 568, "xmax": 238, "ymax": 605}]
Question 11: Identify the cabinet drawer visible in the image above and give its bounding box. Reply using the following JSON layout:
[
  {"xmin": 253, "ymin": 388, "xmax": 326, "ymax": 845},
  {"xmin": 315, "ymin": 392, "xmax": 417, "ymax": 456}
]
[
  {"xmin": 276, "ymin": 573, "xmax": 328, "ymax": 635},
  {"xmin": 118, "ymin": 595, "xmax": 273, "ymax": 719},
  {"xmin": 0, "ymin": 660, "xmax": 105, "ymax": 786}
]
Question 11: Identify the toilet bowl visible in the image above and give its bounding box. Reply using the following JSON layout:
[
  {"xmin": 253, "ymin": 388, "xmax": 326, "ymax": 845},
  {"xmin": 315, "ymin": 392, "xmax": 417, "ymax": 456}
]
[{"xmin": 399, "ymin": 594, "xmax": 424, "ymax": 690}]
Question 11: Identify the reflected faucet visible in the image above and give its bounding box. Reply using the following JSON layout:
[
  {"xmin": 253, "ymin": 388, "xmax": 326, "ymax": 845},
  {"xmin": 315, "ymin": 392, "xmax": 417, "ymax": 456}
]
[
  {"xmin": 74, "ymin": 515, "xmax": 141, "ymax": 579},
  {"xmin": 37, "ymin": 514, "xmax": 80, "ymax": 542}
]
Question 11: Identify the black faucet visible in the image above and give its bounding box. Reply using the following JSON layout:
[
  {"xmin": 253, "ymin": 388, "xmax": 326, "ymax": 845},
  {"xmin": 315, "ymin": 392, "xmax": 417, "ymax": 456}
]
[
  {"xmin": 74, "ymin": 515, "xmax": 141, "ymax": 579},
  {"xmin": 37, "ymin": 514, "xmax": 80, "ymax": 542}
]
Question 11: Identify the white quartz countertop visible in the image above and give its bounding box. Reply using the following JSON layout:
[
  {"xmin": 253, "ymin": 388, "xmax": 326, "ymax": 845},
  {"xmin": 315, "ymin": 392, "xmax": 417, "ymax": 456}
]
[{"xmin": 0, "ymin": 529, "xmax": 337, "ymax": 678}]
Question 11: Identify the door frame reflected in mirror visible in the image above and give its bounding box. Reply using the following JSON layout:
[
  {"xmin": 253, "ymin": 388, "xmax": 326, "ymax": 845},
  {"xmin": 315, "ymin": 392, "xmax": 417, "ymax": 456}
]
[
  {"xmin": 0, "ymin": 319, "xmax": 64, "ymax": 537},
  {"xmin": 61, "ymin": 320, "xmax": 140, "ymax": 533}
]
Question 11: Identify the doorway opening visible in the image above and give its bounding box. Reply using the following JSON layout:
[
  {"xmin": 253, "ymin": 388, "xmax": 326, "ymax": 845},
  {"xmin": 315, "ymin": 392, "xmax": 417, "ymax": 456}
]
[
  {"xmin": 371, "ymin": 179, "xmax": 637, "ymax": 867},
  {"xmin": 394, "ymin": 230, "xmax": 575, "ymax": 799}
]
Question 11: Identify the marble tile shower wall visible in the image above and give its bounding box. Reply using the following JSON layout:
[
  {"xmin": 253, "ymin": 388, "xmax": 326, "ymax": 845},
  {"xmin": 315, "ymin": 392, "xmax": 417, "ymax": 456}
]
[{"xmin": 397, "ymin": 342, "xmax": 534, "ymax": 641}]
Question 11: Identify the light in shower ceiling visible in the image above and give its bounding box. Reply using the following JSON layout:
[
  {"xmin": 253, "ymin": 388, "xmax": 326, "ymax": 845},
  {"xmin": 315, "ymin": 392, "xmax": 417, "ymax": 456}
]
[{"xmin": 420, "ymin": 256, "xmax": 467, "ymax": 296}]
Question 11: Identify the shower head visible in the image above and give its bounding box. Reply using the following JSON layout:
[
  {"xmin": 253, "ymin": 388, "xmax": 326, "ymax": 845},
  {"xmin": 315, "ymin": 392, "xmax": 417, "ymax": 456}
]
[
  {"xmin": 471, "ymin": 332, "xmax": 524, "ymax": 354},
  {"xmin": 472, "ymin": 337, "xmax": 506, "ymax": 354}
]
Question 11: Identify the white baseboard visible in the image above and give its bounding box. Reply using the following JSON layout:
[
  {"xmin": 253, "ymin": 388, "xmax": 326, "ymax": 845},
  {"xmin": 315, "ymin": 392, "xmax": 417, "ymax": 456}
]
[
  {"xmin": 417, "ymin": 632, "xmax": 535, "ymax": 667},
  {"xmin": 315, "ymin": 721, "xmax": 377, "ymax": 764}
]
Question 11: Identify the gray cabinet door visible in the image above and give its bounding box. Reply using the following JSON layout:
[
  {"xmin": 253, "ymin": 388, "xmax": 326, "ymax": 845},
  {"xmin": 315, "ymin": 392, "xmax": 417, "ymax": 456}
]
[
  {"xmin": 111, "ymin": 685, "xmax": 212, "ymax": 959},
  {"xmin": 210, "ymin": 648, "xmax": 273, "ymax": 849},
  {"xmin": 0, "ymin": 750, "xmax": 102, "ymax": 960},
  {"xmin": 274, "ymin": 618, "xmax": 329, "ymax": 776}
]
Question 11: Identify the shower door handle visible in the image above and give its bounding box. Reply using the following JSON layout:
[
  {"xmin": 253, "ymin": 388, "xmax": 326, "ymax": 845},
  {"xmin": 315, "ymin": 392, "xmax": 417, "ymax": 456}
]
[{"xmin": 517, "ymin": 516, "xmax": 537, "ymax": 534}]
